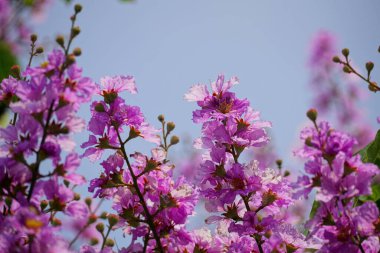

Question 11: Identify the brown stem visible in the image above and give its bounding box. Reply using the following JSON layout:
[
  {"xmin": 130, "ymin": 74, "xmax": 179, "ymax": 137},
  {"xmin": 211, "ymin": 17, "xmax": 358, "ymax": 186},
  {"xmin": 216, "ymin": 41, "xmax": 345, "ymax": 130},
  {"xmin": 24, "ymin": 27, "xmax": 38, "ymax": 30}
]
[
  {"xmin": 27, "ymin": 101, "xmax": 55, "ymax": 201},
  {"xmin": 115, "ymin": 129, "xmax": 164, "ymax": 252}
]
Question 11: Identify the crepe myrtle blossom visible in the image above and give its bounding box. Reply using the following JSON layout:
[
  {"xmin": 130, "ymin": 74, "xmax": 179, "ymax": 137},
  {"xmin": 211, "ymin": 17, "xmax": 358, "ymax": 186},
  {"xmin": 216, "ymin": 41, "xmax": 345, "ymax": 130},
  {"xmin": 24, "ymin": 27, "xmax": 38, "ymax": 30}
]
[
  {"xmin": 84, "ymin": 76, "xmax": 199, "ymax": 252},
  {"xmin": 0, "ymin": 5, "xmax": 105, "ymax": 252},
  {"xmin": 186, "ymin": 75, "xmax": 306, "ymax": 252},
  {"xmin": 81, "ymin": 75, "xmax": 159, "ymax": 161},
  {"xmin": 294, "ymin": 109, "xmax": 380, "ymax": 252}
]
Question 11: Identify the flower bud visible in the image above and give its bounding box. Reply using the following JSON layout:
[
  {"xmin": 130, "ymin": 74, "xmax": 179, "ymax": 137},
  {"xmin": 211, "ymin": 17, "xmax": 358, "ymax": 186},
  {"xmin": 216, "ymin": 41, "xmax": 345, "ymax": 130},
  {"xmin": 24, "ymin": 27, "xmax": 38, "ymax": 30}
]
[
  {"xmin": 342, "ymin": 65, "xmax": 351, "ymax": 73},
  {"xmin": 332, "ymin": 56, "xmax": 340, "ymax": 63},
  {"xmin": 85, "ymin": 197, "xmax": 92, "ymax": 206},
  {"xmin": 66, "ymin": 55, "xmax": 76, "ymax": 65},
  {"xmin": 275, "ymin": 159, "xmax": 282, "ymax": 169},
  {"xmin": 40, "ymin": 200, "xmax": 48, "ymax": 210},
  {"xmin": 306, "ymin": 108, "xmax": 318, "ymax": 122},
  {"xmin": 105, "ymin": 238, "xmax": 115, "ymax": 247},
  {"xmin": 72, "ymin": 26, "xmax": 81, "ymax": 37},
  {"xmin": 56, "ymin": 35, "xmax": 65, "ymax": 47},
  {"xmin": 51, "ymin": 218, "xmax": 62, "ymax": 226},
  {"xmin": 35, "ymin": 47, "xmax": 44, "ymax": 54},
  {"xmin": 369, "ymin": 82, "xmax": 378, "ymax": 92},
  {"xmin": 30, "ymin": 34, "xmax": 37, "ymax": 43},
  {"xmin": 74, "ymin": 193, "xmax": 80, "ymax": 201},
  {"xmin": 108, "ymin": 214, "xmax": 119, "ymax": 227},
  {"xmin": 96, "ymin": 222, "xmax": 104, "ymax": 233},
  {"xmin": 94, "ymin": 103, "xmax": 105, "ymax": 112},
  {"xmin": 88, "ymin": 214, "xmax": 97, "ymax": 224},
  {"xmin": 73, "ymin": 47, "xmax": 82, "ymax": 56},
  {"xmin": 166, "ymin": 121, "xmax": 175, "ymax": 133},
  {"xmin": 74, "ymin": 4, "xmax": 82, "ymax": 13},
  {"xmin": 283, "ymin": 170, "xmax": 290, "ymax": 177},
  {"xmin": 157, "ymin": 114, "xmax": 165, "ymax": 122},
  {"xmin": 341, "ymin": 48, "xmax": 349, "ymax": 57},
  {"xmin": 170, "ymin": 135, "xmax": 179, "ymax": 145},
  {"xmin": 10, "ymin": 65, "xmax": 21, "ymax": 79},
  {"xmin": 305, "ymin": 137, "xmax": 313, "ymax": 147},
  {"xmin": 90, "ymin": 238, "xmax": 99, "ymax": 245},
  {"xmin": 366, "ymin": 61, "xmax": 374, "ymax": 72},
  {"xmin": 262, "ymin": 191, "xmax": 277, "ymax": 207},
  {"xmin": 100, "ymin": 212, "xmax": 108, "ymax": 219}
]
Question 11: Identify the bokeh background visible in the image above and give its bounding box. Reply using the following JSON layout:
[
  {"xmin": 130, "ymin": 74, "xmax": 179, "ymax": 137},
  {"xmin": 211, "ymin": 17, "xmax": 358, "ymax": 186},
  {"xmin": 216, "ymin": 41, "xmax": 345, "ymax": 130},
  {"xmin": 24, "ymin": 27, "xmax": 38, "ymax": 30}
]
[{"xmin": 26, "ymin": 0, "xmax": 380, "ymax": 246}]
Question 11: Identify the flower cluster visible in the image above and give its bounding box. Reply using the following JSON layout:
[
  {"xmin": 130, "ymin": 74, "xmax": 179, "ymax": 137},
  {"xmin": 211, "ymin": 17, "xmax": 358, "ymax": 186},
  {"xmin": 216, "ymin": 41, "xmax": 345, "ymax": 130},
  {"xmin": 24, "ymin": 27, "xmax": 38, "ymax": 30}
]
[
  {"xmin": 185, "ymin": 75, "xmax": 305, "ymax": 252},
  {"xmin": 0, "ymin": 6, "xmax": 105, "ymax": 252},
  {"xmin": 83, "ymin": 76, "xmax": 199, "ymax": 252},
  {"xmin": 294, "ymin": 109, "xmax": 380, "ymax": 252},
  {"xmin": 307, "ymin": 31, "xmax": 374, "ymax": 148}
]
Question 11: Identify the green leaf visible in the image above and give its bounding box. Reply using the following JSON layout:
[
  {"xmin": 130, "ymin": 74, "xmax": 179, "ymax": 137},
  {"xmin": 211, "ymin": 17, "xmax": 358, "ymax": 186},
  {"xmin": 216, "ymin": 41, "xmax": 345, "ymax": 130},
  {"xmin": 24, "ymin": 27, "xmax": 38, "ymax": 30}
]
[
  {"xmin": 0, "ymin": 41, "xmax": 18, "ymax": 83},
  {"xmin": 359, "ymin": 184, "xmax": 380, "ymax": 210},
  {"xmin": 309, "ymin": 200, "xmax": 320, "ymax": 219},
  {"xmin": 358, "ymin": 130, "xmax": 380, "ymax": 168}
]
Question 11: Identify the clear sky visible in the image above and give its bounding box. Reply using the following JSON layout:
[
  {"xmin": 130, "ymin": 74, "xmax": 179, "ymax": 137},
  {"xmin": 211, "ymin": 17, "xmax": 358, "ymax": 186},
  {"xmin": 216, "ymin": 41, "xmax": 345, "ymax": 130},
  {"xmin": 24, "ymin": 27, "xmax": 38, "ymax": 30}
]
[{"xmin": 31, "ymin": 0, "xmax": 380, "ymax": 246}]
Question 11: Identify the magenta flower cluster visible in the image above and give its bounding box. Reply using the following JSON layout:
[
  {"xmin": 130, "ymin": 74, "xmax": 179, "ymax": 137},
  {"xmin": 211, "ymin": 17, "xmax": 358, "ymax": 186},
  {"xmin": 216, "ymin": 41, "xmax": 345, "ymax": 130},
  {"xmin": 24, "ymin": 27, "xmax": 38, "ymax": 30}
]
[
  {"xmin": 0, "ymin": 47, "xmax": 98, "ymax": 252},
  {"xmin": 294, "ymin": 113, "xmax": 379, "ymax": 252}
]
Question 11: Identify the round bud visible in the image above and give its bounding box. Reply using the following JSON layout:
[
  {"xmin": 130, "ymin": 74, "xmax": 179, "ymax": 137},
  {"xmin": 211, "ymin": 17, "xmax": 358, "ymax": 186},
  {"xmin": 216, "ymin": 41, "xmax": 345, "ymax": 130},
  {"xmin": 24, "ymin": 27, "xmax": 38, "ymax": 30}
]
[
  {"xmin": 56, "ymin": 35, "xmax": 65, "ymax": 47},
  {"xmin": 283, "ymin": 170, "xmax": 290, "ymax": 177},
  {"xmin": 66, "ymin": 55, "xmax": 76, "ymax": 65},
  {"xmin": 35, "ymin": 47, "xmax": 44, "ymax": 54},
  {"xmin": 74, "ymin": 4, "xmax": 82, "ymax": 13},
  {"xmin": 166, "ymin": 121, "xmax": 175, "ymax": 132},
  {"xmin": 366, "ymin": 61, "xmax": 374, "ymax": 72},
  {"xmin": 341, "ymin": 48, "xmax": 349, "ymax": 57},
  {"xmin": 368, "ymin": 82, "xmax": 378, "ymax": 92},
  {"xmin": 96, "ymin": 222, "xmax": 104, "ymax": 233},
  {"xmin": 157, "ymin": 114, "xmax": 165, "ymax": 122},
  {"xmin": 107, "ymin": 214, "xmax": 119, "ymax": 227},
  {"xmin": 100, "ymin": 211, "xmax": 108, "ymax": 219},
  {"xmin": 85, "ymin": 197, "xmax": 92, "ymax": 206},
  {"xmin": 88, "ymin": 214, "xmax": 97, "ymax": 224},
  {"xmin": 105, "ymin": 239, "xmax": 115, "ymax": 247},
  {"xmin": 306, "ymin": 108, "xmax": 318, "ymax": 122},
  {"xmin": 305, "ymin": 137, "xmax": 313, "ymax": 147},
  {"xmin": 342, "ymin": 65, "xmax": 351, "ymax": 73},
  {"xmin": 73, "ymin": 47, "xmax": 82, "ymax": 56},
  {"xmin": 90, "ymin": 238, "xmax": 99, "ymax": 246},
  {"xmin": 10, "ymin": 65, "xmax": 21, "ymax": 79},
  {"xmin": 51, "ymin": 218, "xmax": 62, "ymax": 226},
  {"xmin": 170, "ymin": 135, "xmax": 180, "ymax": 145},
  {"xmin": 332, "ymin": 56, "xmax": 340, "ymax": 63},
  {"xmin": 72, "ymin": 26, "xmax": 81, "ymax": 37},
  {"xmin": 40, "ymin": 200, "xmax": 48, "ymax": 210},
  {"xmin": 275, "ymin": 159, "xmax": 282, "ymax": 169},
  {"xmin": 30, "ymin": 34, "xmax": 37, "ymax": 42},
  {"xmin": 74, "ymin": 193, "xmax": 80, "ymax": 201}
]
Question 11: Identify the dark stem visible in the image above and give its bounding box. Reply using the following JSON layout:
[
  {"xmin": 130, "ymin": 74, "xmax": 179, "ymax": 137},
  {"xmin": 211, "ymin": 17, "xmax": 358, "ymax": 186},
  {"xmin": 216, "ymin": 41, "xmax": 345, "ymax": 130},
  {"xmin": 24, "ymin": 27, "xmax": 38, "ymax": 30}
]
[
  {"xmin": 254, "ymin": 237, "xmax": 264, "ymax": 253},
  {"xmin": 27, "ymin": 101, "xmax": 55, "ymax": 201},
  {"xmin": 115, "ymin": 129, "xmax": 164, "ymax": 253},
  {"xmin": 142, "ymin": 232, "xmax": 150, "ymax": 253},
  {"xmin": 100, "ymin": 225, "xmax": 112, "ymax": 250}
]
